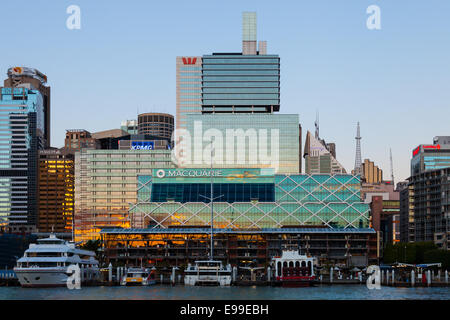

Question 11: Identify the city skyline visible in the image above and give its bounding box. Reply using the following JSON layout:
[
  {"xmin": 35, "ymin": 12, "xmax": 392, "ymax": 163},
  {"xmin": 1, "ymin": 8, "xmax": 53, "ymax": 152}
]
[{"xmin": 1, "ymin": 1, "xmax": 449, "ymax": 183}]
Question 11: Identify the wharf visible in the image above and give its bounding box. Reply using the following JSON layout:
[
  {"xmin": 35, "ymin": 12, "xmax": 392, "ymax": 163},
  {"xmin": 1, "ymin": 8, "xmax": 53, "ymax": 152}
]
[{"xmin": 0, "ymin": 270, "xmax": 18, "ymax": 287}]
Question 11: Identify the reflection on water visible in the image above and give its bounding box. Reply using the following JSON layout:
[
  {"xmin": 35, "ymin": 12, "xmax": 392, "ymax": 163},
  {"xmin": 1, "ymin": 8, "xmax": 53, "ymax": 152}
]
[{"xmin": 0, "ymin": 285, "xmax": 449, "ymax": 300}]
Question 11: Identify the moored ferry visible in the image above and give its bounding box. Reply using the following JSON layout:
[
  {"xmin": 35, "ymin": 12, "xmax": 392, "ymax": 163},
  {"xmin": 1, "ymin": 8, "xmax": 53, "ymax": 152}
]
[
  {"xmin": 120, "ymin": 267, "xmax": 156, "ymax": 286},
  {"xmin": 273, "ymin": 250, "xmax": 316, "ymax": 287},
  {"xmin": 184, "ymin": 260, "xmax": 232, "ymax": 286},
  {"xmin": 14, "ymin": 234, "xmax": 100, "ymax": 288}
]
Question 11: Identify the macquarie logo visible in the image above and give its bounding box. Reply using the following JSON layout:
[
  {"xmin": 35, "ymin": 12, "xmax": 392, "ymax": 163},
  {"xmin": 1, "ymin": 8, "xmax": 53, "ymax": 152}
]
[
  {"xmin": 156, "ymin": 169, "xmax": 166, "ymax": 178},
  {"xmin": 182, "ymin": 57, "xmax": 197, "ymax": 65}
]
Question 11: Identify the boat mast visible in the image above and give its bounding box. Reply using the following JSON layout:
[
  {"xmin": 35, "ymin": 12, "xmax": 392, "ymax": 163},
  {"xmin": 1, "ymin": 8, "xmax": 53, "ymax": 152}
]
[{"xmin": 210, "ymin": 145, "xmax": 214, "ymax": 261}]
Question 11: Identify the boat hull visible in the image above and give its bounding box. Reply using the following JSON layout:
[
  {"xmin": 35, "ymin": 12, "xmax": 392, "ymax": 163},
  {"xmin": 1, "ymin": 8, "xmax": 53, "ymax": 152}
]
[
  {"xmin": 281, "ymin": 280, "xmax": 315, "ymax": 287},
  {"xmin": 14, "ymin": 267, "xmax": 99, "ymax": 288},
  {"xmin": 184, "ymin": 275, "xmax": 232, "ymax": 286},
  {"xmin": 275, "ymin": 276, "xmax": 316, "ymax": 287}
]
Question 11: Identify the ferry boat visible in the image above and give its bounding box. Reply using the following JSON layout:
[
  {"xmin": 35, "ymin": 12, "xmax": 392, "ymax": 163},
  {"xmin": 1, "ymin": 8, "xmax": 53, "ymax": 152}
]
[
  {"xmin": 120, "ymin": 267, "xmax": 156, "ymax": 286},
  {"xmin": 273, "ymin": 250, "xmax": 316, "ymax": 287},
  {"xmin": 184, "ymin": 260, "xmax": 232, "ymax": 286},
  {"xmin": 14, "ymin": 234, "xmax": 100, "ymax": 288}
]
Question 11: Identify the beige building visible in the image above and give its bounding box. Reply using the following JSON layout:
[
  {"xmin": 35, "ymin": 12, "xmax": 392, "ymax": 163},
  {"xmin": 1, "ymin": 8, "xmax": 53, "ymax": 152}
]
[
  {"xmin": 74, "ymin": 149, "xmax": 175, "ymax": 242},
  {"xmin": 361, "ymin": 159, "xmax": 383, "ymax": 184}
]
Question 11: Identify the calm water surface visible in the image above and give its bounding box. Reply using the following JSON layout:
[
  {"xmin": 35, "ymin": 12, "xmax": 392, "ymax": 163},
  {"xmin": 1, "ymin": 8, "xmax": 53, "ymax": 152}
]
[{"xmin": 1, "ymin": 285, "xmax": 449, "ymax": 300}]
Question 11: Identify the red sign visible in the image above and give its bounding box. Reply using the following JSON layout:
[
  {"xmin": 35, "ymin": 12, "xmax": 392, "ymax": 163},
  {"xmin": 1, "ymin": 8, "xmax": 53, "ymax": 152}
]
[
  {"xmin": 413, "ymin": 144, "xmax": 441, "ymax": 157},
  {"xmin": 182, "ymin": 57, "xmax": 197, "ymax": 65},
  {"xmin": 423, "ymin": 144, "xmax": 440, "ymax": 150}
]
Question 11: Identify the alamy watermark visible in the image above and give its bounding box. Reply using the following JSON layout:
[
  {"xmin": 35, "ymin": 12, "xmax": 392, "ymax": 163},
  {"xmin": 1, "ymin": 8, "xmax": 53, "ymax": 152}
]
[
  {"xmin": 66, "ymin": 264, "xmax": 81, "ymax": 290},
  {"xmin": 171, "ymin": 121, "xmax": 280, "ymax": 171},
  {"xmin": 366, "ymin": 265, "xmax": 381, "ymax": 289},
  {"xmin": 367, "ymin": 5, "xmax": 381, "ymax": 30},
  {"xmin": 66, "ymin": 5, "xmax": 81, "ymax": 30}
]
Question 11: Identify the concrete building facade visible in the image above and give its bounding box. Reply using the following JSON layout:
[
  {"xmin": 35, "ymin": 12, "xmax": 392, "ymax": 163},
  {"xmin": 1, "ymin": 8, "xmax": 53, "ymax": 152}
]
[{"xmin": 74, "ymin": 149, "xmax": 175, "ymax": 241}]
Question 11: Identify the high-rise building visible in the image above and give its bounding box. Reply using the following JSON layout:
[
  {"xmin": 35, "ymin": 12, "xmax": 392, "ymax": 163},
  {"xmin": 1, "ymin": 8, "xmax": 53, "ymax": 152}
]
[
  {"xmin": 201, "ymin": 52, "xmax": 280, "ymax": 114},
  {"xmin": 74, "ymin": 149, "xmax": 175, "ymax": 241},
  {"xmin": 399, "ymin": 182, "xmax": 415, "ymax": 243},
  {"xmin": 405, "ymin": 136, "xmax": 450, "ymax": 249},
  {"xmin": 303, "ymin": 131, "xmax": 346, "ymax": 174},
  {"xmin": 38, "ymin": 149, "xmax": 74, "ymax": 234},
  {"xmin": 4, "ymin": 67, "xmax": 51, "ymax": 148},
  {"xmin": 409, "ymin": 167, "xmax": 450, "ymax": 249},
  {"xmin": 176, "ymin": 12, "xmax": 280, "ymax": 130},
  {"xmin": 176, "ymin": 56, "xmax": 202, "ymax": 129},
  {"xmin": 360, "ymin": 159, "xmax": 383, "ymax": 184},
  {"xmin": 137, "ymin": 113, "xmax": 174, "ymax": 140},
  {"xmin": 411, "ymin": 136, "xmax": 450, "ymax": 175},
  {"xmin": 0, "ymin": 81, "xmax": 46, "ymax": 233}
]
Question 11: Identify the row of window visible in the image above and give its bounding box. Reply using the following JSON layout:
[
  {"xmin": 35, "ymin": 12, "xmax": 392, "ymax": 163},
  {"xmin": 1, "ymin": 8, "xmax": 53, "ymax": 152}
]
[
  {"xmin": 202, "ymin": 99, "xmax": 279, "ymax": 105},
  {"xmin": 151, "ymin": 183, "xmax": 275, "ymax": 203},
  {"xmin": 203, "ymin": 70, "xmax": 279, "ymax": 76}
]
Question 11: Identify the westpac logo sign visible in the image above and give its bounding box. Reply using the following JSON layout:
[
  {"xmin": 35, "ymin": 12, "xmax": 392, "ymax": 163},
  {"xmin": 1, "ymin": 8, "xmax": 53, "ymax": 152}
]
[{"xmin": 182, "ymin": 57, "xmax": 197, "ymax": 65}]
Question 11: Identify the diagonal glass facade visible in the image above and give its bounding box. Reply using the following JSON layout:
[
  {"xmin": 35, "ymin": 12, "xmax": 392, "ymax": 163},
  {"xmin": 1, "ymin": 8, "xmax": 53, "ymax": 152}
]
[{"xmin": 130, "ymin": 169, "xmax": 370, "ymax": 230}]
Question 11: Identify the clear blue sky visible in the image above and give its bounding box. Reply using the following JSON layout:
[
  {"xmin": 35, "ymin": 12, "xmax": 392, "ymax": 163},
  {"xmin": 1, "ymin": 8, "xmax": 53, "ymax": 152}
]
[{"xmin": 1, "ymin": 0, "xmax": 449, "ymax": 182}]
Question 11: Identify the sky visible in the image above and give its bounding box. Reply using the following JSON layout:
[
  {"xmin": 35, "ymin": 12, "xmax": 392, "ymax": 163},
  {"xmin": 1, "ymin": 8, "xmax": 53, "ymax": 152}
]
[{"xmin": 0, "ymin": 0, "xmax": 449, "ymax": 183}]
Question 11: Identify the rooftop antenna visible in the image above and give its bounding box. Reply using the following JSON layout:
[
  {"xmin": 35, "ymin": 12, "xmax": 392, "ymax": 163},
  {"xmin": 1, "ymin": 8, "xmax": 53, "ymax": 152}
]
[
  {"xmin": 314, "ymin": 110, "xmax": 319, "ymax": 139},
  {"xmin": 354, "ymin": 122, "xmax": 362, "ymax": 175},
  {"xmin": 390, "ymin": 148, "xmax": 395, "ymax": 185}
]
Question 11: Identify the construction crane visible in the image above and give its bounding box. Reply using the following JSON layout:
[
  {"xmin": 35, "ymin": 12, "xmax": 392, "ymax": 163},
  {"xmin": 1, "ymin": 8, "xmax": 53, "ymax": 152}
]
[{"xmin": 390, "ymin": 148, "xmax": 395, "ymax": 185}]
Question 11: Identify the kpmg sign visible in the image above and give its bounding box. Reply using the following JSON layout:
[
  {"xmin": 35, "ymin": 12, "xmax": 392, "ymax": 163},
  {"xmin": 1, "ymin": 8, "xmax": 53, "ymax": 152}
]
[{"xmin": 131, "ymin": 141, "xmax": 154, "ymax": 150}]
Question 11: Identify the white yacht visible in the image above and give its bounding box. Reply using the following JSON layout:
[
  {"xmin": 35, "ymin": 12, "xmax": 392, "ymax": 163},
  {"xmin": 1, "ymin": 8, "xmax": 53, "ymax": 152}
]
[
  {"xmin": 14, "ymin": 234, "xmax": 100, "ymax": 288},
  {"xmin": 184, "ymin": 260, "xmax": 232, "ymax": 286},
  {"xmin": 183, "ymin": 150, "xmax": 232, "ymax": 287}
]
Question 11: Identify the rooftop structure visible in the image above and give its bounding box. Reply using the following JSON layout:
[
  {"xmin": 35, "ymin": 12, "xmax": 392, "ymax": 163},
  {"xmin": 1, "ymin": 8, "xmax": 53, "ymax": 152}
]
[{"xmin": 303, "ymin": 131, "xmax": 346, "ymax": 174}]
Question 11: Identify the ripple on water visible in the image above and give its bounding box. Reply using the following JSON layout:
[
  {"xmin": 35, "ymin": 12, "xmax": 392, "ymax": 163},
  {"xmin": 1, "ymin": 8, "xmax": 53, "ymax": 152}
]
[{"xmin": 0, "ymin": 285, "xmax": 449, "ymax": 300}]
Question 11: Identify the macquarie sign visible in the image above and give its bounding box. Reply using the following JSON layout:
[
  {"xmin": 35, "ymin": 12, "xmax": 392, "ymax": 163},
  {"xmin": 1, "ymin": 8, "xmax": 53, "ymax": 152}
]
[{"xmin": 152, "ymin": 168, "xmax": 275, "ymax": 184}]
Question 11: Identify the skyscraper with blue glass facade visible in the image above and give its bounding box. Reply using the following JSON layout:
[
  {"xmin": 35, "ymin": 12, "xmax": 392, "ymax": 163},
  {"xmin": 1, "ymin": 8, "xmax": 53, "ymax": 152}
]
[{"xmin": 0, "ymin": 85, "xmax": 45, "ymax": 232}]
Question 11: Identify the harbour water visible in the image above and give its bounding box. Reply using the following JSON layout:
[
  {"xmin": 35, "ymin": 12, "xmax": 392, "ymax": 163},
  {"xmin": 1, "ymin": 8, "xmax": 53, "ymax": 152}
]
[{"xmin": 0, "ymin": 285, "xmax": 449, "ymax": 300}]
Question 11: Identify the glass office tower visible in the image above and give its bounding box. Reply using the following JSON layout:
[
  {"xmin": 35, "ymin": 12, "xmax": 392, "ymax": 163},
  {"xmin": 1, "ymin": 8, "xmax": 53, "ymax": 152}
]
[
  {"xmin": 202, "ymin": 53, "xmax": 280, "ymax": 113},
  {"xmin": 0, "ymin": 86, "xmax": 45, "ymax": 232}
]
